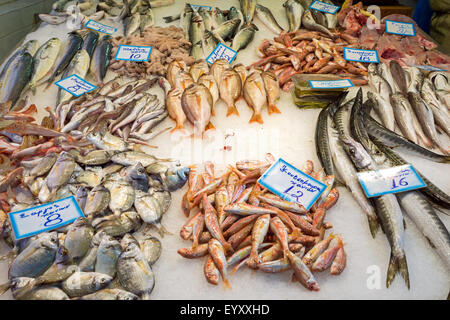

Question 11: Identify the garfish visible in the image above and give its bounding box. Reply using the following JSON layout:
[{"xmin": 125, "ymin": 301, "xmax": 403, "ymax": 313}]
[
  {"xmin": 181, "ymin": 83, "xmax": 213, "ymax": 136},
  {"xmin": 284, "ymin": 0, "xmax": 304, "ymax": 32},
  {"xmin": 27, "ymin": 38, "xmax": 61, "ymax": 94},
  {"xmin": 90, "ymin": 35, "xmax": 112, "ymax": 85},
  {"xmin": 45, "ymin": 32, "xmax": 83, "ymax": 88},
  {"xmin": 243, "ymin": 71, "xmax": 267, "ymax": 124},
  {"xmin": 219, "ymin": 68, "xmax": 242, "ymax": 117},
  {"xmin": 261, "ymin": 71, "xmax": 281, "ymax": 114}
]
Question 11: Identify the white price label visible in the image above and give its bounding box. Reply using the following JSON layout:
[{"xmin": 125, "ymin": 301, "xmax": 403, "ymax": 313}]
[
  {"xmin": 309, "ymin": 0, "xmax": 340, "ymax": 14},
  {"xmin": 115, "ymin": 45, "xmax": 152, "ymax": 61},
  {"xmin": 190, "ymin": 4, "xmax": 212, "ymax": 10},
  {"xmin": 385, "ymin": 20, "xmax": 415, "ymax": 36},
  {"xmin": 357, "ymin": 164, "xmax": 426, "ymax": 198},
  {"xmin": 343, "ymin": 47, "xmax": 379, "ymax": 63},
  {"xmin": 258, "ymin": 158, "xmax": 327, "ymax": 211},
  {"xmin": 85, "ymin": 19, "xmax": 117, "ymax": 34},
  {"xmin": 309, "ymin": 79, "xmax": 354, "ymax": 89},
  {"xmin": 206, "ymin": 43, "xmax": 237, "ymax": 65},
  {"xmin": 9, "ymin": 196, "xmax": 84, "ymax": 240},
  {"xmin": 55, "ymin": 74, "xmax": 97, "ymax": 97}
]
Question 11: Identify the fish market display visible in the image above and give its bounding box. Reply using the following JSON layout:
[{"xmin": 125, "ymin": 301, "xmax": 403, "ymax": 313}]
[
  {"xmin": 316, "ymin": 88, "xmax": 450, "ymax": 289},
  {"xmin": 253, "ymin": 28, "xmax": 367, "ymax": 92},
  {"xmin": 177, "ymin": 158, "xmax": 346, "ymax": 291},
  {"xmin": 162, "ymin": 58, "xmax": 282, "ymax": 136},
  {"xmin": 0, "ymin": 142, "xmax": 188, "ymax": 299},
  {"xmin": 110, "ymin": 26, "xmax": 194, "ymax": 77}
]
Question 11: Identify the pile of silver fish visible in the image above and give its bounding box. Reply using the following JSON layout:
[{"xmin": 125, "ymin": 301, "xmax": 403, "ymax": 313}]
[
  {"xmin": 368, "ymin": 61, "xmax": 449, "ymax": 155},
  {"xmin": 162, "ymin": 58, "xmax": 281, "ymax": 136},
  {"xmin": 56, "ymin": 77, "xmax": 170, "ymax": 147},
  {"xmin": 0, "ymin": 147, "xmax": 189, "ymax": 299},
  {"xmin": 178, "ymin": 158, "xmax": 346, "ymax": 291},
  {"xmin": 315, "ymin": 89, "xmax": 450, "ymax": 289}
]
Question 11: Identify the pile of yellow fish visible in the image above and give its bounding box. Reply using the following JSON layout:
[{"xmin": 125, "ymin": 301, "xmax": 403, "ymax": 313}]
[{"xmin": 177, "ymin": 156, "xmax": 346, "ymax": 291}]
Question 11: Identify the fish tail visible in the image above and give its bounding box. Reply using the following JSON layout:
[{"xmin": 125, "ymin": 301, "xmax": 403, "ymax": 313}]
[
  {"xmin": 398, "ymin": 253, "xmax": 410, "ymax": 289},
  {"xmin": 170, "ymin": 123, "xmax": 185, "ymax": 134},
  {"xmin": 222, "ymin": 278, "xmax": 232, "ymax": 290},
  {"xmin": 386, "ymin": 252, "xmax": 410, "ymax": 289},
  {"xmin": 156, "ymin": 223, "xmax": 173, "ymax": 237},
  {"xmin": 249, "ymin": 112, "xmax": 263, "ymax": 124},
  {"xmin": 211, "ymin": 106, "xmax": 215, "ymax": 117},
  {"xmin": 141, "ymin": 292, "xmax": 152, "ymax": 300},
  {"xmin": 205, "ymin": 122, "xmax": 215, "ymax": 131},
  {"xmin": 0, "ymin": 281, "xmax": 10, "ymax": 296},
  {"xmin": 226, "ymin": 105, "xmax": 240, "ymax": 117},
  {"xmin": 267, "ymin": 103, "xmax": 281, "ymax": 115},
  {"xmin": 368, "ymin": 216, "xmax": 379, "ymax": 238}
]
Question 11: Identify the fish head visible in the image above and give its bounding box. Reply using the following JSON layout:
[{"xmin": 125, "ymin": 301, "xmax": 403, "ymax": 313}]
[
  {"xmin": 55, "ymin": 245, "xmax": 71, "ymax": 264},
  {"xmin": 341, "ymin": 136, "xmax": 372, "ymax": 169},
  {"xmin": 40, "ymin": 231, "xmax": 59, "ymax": 251},
  {"xmin": 94, "ymin": 273, "xmax": 113, "ymax": 288}
]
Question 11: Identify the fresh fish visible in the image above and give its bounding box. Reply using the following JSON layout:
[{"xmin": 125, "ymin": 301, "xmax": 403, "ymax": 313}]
[
  {"xmin": 208, "ymin": 239, "xmax": 231, "ymax": 289},
  {"xmin": 140, "ymin": 9, "xmax": 154, "ymax": 34},
  {"xmin": 198, "ymin": 74, "xmax": 219, "ymax": 108},
  {"xmin": 311, "ymin": 237, "xmax": 342, "ymax": 272},
  {"xmin": 76, "ymin": 150, "xmax": 117, "ymax": 166},
  {"xmin": 202, "ymin": 30, "xmax": 220, "ymax": 57},
  {"xmin": 231, "ymin": 25, "xmax": 256, "ymax": 52},
  {"xmin": 213, "ymin": 19, "xmax": 241, "ymax": 42},
  {"xmin": 164, "ymin": 167, "xmax": 189, "ymax": 191},
  {"xmin": 421, "ymin": 78, "xmax": 450, "ymax": 136},
  {"xmin": 366, "ymin": 91, "xmax": 395, "ymax": 131},
  {"xmin": 405, "ymin": 66, "xmax": 424, "ymax": 93},
  {"xmin": 134, "ymin": 189, "xmax": 168, "ymax": 236},
  {"xmin": 390, "ymin": 93, "xmax": 418, "ymax": 144},
  {"xmin": 429, "ymin": 71, "xmax": 449, "ymax": 91},
  {"xmin": 322, "ymin": 0, "xmax": 338, "ymax": 28},
  {"xmin": 53, "ymin": 0, "xmax": 69, "ymax": 11},
  {"xmin": 104, "ymin": 180, "xmax": 135, "ymax": 216},
  {"xmin": 90, "ymin": 35, "xmax": 112, "ymax": 85},
  {"xmin": 94, "ymin": 211, "xmax": 141, "ymax": 237},
  {"xmin": 239, "ymin": 0, "xmax": 256, "ymax": 27},
  {"xmin": 189, "ymin": 13, "xmax": 205, "ymax": 46},
  {"xmin": 80, "ymin": 288, "xmax": 139, "ymax": 300},
  {"xmin": 139, "ymin": 234, "xmax": 161, "ymax": 265},
  {"xmin": 209, "ymin": 59, "xmax": 228, "ymax": 86},
  {"xmin": 377, "ymin": 62, "xmax": 397, "ymax": 92},
  {"xmin": 87, "ymin": 131, "xmax": 128, "ymax": 152},
  {"xmin": 284, "ymin": 0, "xmax": 304, "ymax": 32},
  {"xmin": 397, "ymin": 191, "xmax": 450, "ymax": 270},
  {"xmin": 64, "ymin": 217, "xmax": 94, "ymax": 260},
  {"xmin": 408, "ymin": 91, "xmax": 448, "ymax": 154},
  {"xmin": 212, "ymin": 7, "xmax": 226, "ymax": 25},
  {"xmin": 78, "ymin": 231, "xmax": 106, "ymax": 271},
  {"xmin": 28, "ymin": 152, "xmax": 57, "ymax": 178},
  {"xmin": 111, "ymin": 151, "xmax": 160, "ymax": 167},
  {"xmin": 125, "ymin": 162, "xmax": 149, "ymax": 192},
  {"xmin": 255, "ymin": 4, "xmax": 284, "ymax": 34},
  {"xmin": 180, "ymin": 3, "xmax": 194, "ymax": 40},
  {"xmin": 189, "ymin": 59, "xmax": 209, "ymax": 82},
  {"xmin": 224, "ymin": 203, "xmax": 277, "ymax": 216},
  {"xmin": 38, "ymin": 13, "xmax": 69, "ymax": 25},
  {"xmin": 46, "ymin": 151, "xmax": 76, "ymax": 193},
  {"xmin": 181, "ymin": 83, "xmax": 213, "ymax": 136},
  {"xmin": 95, "ymin": 236, "xmax": 122, "ymax": 277},
  {"xmin": 198, "ymin": 7, "xmax": 217, "ymax": 31},
  {"xmin": 57, "ymin": 49, "xmax": 90, "ymax": 106},
  {"xmin": 203, "ymin": 194, "xmax": 233, "ymax": 254},
  {"xmin": 369, "ymin": 72, "xmax": 392, "ymax": 102},
  {"xmin": 190, "ymin": 41, "xmax": 205, "ymax": 60},
  {"xmin": 247, "ymin": 214, "xmax": 270, "ymax": 269},
  {"xmin": 219, "ymin": 68, "xmax": 242, "ymax": 117},
  {"xmin": 45, "ymin": 32, "xmax": 83, "ymax": 88},
  {"xmin": 287, "ymin": 250, "xmax": 319, "ymax": 291},
  {"xmin": 243, "ymin": 71, "xmax": 267, "ymax": 124},
  {"xmin": 124, "ymin": 12, "xmax": 141, "ymax": 37},
  {"xmin": 0, "ymin": 51, "xmax": 33, "ymax": 113},
  {"xmin": 228, "ymin": 6, "xmax": 244, "ymax": 31},
  {"xmin": 204, "ymin": 255, "xmax": 220, "ymax": 285},
  {"xmin": 302, "ymin": 10, "xmax": 335, "ymax": 39},
  {"xmin": 389, "ymin": 60, "xmax": 408, "ymax": 94},
  {"xmin": 261, "ymin": 71, "xmax": 281, "ymax": 114},
  {"xmin": 9, "ymin": 233, "xmax": 58, "ymax": 278},
  {"xmin": 117, "ymin": 242, "xmax": 155, "ymax": 299},
  {"xmin": 81, "ymin": 31, "xmax": 99, "ymax": 58},
  {"xmin": 62, "ymin": 272, "xmax": 112, "ymax": 297}
]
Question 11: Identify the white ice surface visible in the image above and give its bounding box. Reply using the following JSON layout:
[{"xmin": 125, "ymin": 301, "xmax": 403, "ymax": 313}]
[{"xmin": 0, "ymin": 0, "xmax": 449, "ymax": 300}]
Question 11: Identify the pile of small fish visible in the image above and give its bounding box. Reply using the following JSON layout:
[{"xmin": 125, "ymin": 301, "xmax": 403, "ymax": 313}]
[
  {"xmin": 315, "ymin": 89, "xmax": 450, "ymax": 289},
  {"xmin": 177, "ymin": 158, "xmax": 346, "ymax": 291},
  {"xmin": 367, "ymin": 61, "xmax": 449, "ymax": 154},
  {"xmin": 110, "ymin": 26, "xmax": 194, "ymax": 77},
  {"xmin": 163, "ymin": 2, "xmax": 262, "ymax": 58},
  {"xmin": 56, "ymin": 77, "xmax": 170, "ymax": 147},
  {"xmin": 162, "ymin": 58, "xmax": 281, "ymax": 136},
  {"xmin": 252, "ymin": 28, "xmax": 367, "ymax": 91},
  {"xmin": 0, "ymin": 147, "xmax": 189, "ymax": 299}
]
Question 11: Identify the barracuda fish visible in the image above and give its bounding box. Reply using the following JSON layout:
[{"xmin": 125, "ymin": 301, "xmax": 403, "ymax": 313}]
[
  {"xmin": 90, "ymin": 35, "xmax": 112, "ymax": 85},
  {"xmin": 363, "ymin": 113, "xmax": 450, "ymax": 163}
]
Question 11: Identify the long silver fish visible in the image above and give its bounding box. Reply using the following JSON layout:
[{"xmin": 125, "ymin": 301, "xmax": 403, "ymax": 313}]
[
  {"xmin": 390, "ymin": 93, "xmax": 418, "ymax": 143},
  {"xmin": 90, "ymin": 35, "xmax": 112, "ymax": 85},
  {"xmin": 366, "ymin": 91, "xmax": 395, "ymax": 132}
]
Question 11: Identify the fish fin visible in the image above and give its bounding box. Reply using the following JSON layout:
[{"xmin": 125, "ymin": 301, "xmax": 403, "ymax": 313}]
[
  {"xmin": 221, "ymin": 278, "xmax": 232, "ymax": 290},
  {"xmin": 249, "ymin": 112, "xmax": 263, "ymax": 124},
  {"xmin": 386, "ymin": 252, "xmax": 410, "ymax": 289},
  {"xmin": 205, "ymin": 122, "xmax": 215, "ymax": 131},
  {"xmin": 267, "ymin": 104, "xmax": 281, "ymax": 115},
  {"xmin": 141, "ymin": 292, "xmax": 152, "ymax": 300},
  {"xmin": 398, "ymin": 254, "xmax": 410, "ymax": 289},
  {"xmin": 170, "ymin": 124, "xmax": 185, "ymax": 134},
  {"xmin": 155, "ymin": 223, "xmax": 172, "ymax": 237},
  {"xmin": 0, "ymin": 281, "xmax": 10, "ymax": 296},
  {"xmin": 368, "ymin": 216, "xmax": 379, "ymax": 238},
  {"xmin": 211, "ymin": 107, "xmax": 215, "ymax": 117},
  {"xmin": 226, "ymin": 105, "xmax": 239, "ymax": 117}
]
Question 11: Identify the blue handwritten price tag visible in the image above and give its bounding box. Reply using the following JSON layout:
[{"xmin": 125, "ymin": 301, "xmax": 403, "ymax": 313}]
[
  {"xmin": 309, "ymin": 0, "xmax": 340, "ymax": 14},
  {"xmin": 385, "ymin": 20, "xmax": 415, "ymax": 37},
  {"xmin": 357, "ymin": 164, "xmax": 426, "ymax": 198},
  {"xmin": 206, "ymin": 43, "xmax": 237, "ymax": 65},
  {"xmin": 55, "ymin": 74, "xmax": 97, "ymax": 97},
  {"xmin": 115, "ymin": 45, "xmax": 152, "ymax": 62},
  {"xmin": 190, "ymin": 4, "xmax": 212, "ymax": 10},
  {"xmin": 343, "ymin": 47, "xmax": 379, "ymax": 63},
  {"xmin": 411, "ymin": 64, "xmax": 446, "ymax": 72},
  {"xmin": 85, "ymin": 19, "xmax": 117, "ymax": 34},
  {"xmin": 257, "ymin": 158, "xmax": 327, "ymax": 211},
  {"xmin": 8, "ymin": 196, "xmax": 84, "ymax": 240},
  {"xmin": 309, "ymin": 79, "xmax": 354, "ymax": 89}
]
